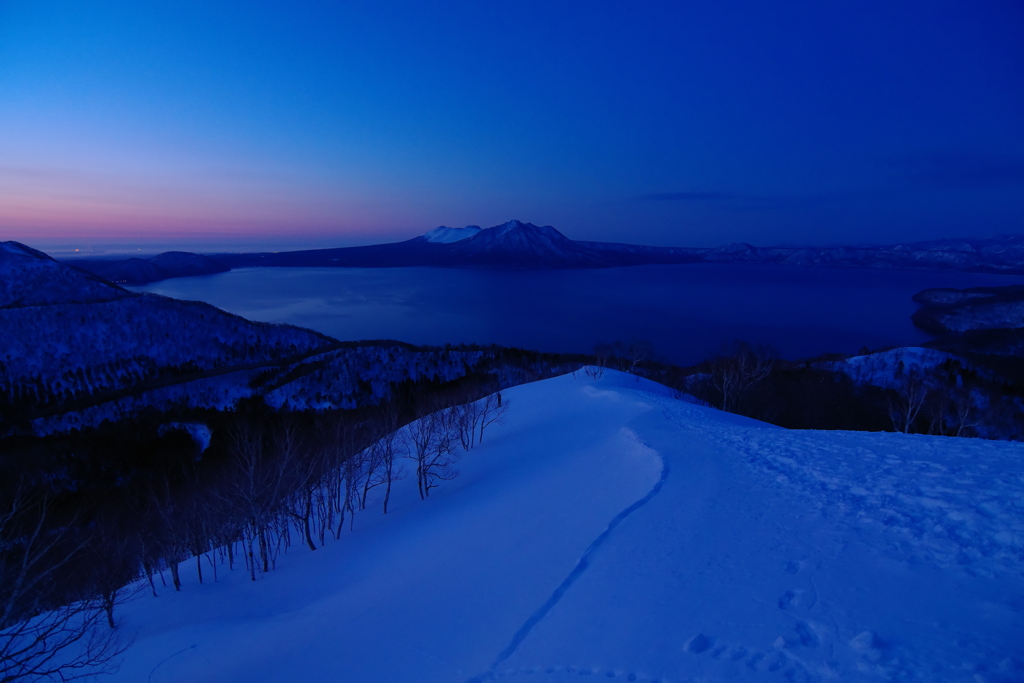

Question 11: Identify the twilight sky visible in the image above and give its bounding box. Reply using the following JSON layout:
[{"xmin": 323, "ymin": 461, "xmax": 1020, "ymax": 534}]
[{"xmin": 1, "ymin": 1, "xmax": 1022, "ymax": 252}]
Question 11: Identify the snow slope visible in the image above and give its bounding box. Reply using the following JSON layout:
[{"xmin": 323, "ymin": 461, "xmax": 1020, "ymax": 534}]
[
  {"xmin": 424, "ymin": 225, "xmax": 483, "ymax": 243},
  {"xmin": 106, "ymin": 371, "xmax": 1023, "ymax": 683}
]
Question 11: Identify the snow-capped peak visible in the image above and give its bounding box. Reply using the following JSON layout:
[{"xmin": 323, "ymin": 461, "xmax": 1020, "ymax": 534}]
[
  {"xmin": 423, "ymin": 225, "xmax": 482, "ymax": 244},
  {"xmin": 494, "ymin": 219, "xmax": 525, "ymax": 236},
  {"xmin": 485, "ymin": 220, "xmax": 566, "ymax": 241}
]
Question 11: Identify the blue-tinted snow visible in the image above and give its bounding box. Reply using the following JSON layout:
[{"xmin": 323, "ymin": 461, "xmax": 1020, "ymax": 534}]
[
  {"xmin": 423, "ymin": 225, "xmax": 483, "ymax": 243},
  {"xmin": 106, "ymin": 371, "xmax": 1024, "ymax": 682}
]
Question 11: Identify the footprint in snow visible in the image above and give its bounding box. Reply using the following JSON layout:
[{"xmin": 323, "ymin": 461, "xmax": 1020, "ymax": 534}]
[
  {"xmin": 492, "ymin": 667, "xmax": 667, "ymax": 682},
  {"xmin": 683, "ymin": 633, "xmax": 713, "ymax": 654},
  {"xmin": 684, "ymin": 631, "xmax": 821, "ymax": 681},
  {"xmin": 793, "ymin": 621, "xmax": 820, "ymax": 648},
  {"xmin": 777, "ymin": 584, "xmax": 825, "ymax": 652},
  {"xmin": 778, "ymin": 589, "xmax": 799, "ymax": 610}
]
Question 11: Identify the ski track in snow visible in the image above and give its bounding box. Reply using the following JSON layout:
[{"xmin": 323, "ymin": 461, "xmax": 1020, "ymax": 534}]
[{"xmin": 467, "ymin": 446, "xmax": 671, "ymax": 683}]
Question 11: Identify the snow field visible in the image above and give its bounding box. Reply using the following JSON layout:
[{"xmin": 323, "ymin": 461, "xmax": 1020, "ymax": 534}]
[{"xmin": 106, "ymin": 371, "xmax": 1023, "ymax": 682}]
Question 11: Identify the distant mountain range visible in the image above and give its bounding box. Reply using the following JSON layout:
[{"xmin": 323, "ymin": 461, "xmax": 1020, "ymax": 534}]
[{"xmin": 63, "ymin": 219, "xmax": 1024, "ymax": 285}]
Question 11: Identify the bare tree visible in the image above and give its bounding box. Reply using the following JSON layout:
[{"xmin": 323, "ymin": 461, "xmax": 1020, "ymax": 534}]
[
  {"xmin": 450, "ymin": 400, "xmax": 481, "ymax": 451},
  {"xmin": 949, "ymin": 385, "xmax": 978, "ymax": 437},
  {"xmin": 276, "ymin": 421, "xmax": 322, "ymax": 552},
  {"xmin": 703, "ymin": 342, "xmax": 774, "ymax": 412},
  {"xmin": 887, "ymin": 364, "xmax": 931, "ymax": 434},
  {"xmin": 377, "ymin": 425, "xmax": 407, "ymax": 514},
  {"xmin": 87, "ymin": 515, "xmax": 140, "ymax": 630},
  {"xmin": 222, "ymin": 421, "xmax": 287, "ymax": 580},
  {"xmin": 340, "ymin": 444, "xmax": 364, "ymax": 531},
  {"xmin": 146, "ymin": 476, "xmax": 187, "ymax": 592},
  {"xmin": 593, "ymin": 343, "xmax": 614, "ymax": 371},
  {"xmin": 623, "ymin": 339, "xmax": 654, "ymax": 375},
  {"xmin": 311, "ymin": 415, "xmax": 348, "ymax": 540},
  {"xmin": 924, "ymin": 363, "xmax": 979, "ymax": 438},
  {"xmin": 358, "ymin": 444, "xmax": 383, "ymax": 511},
  {"xmin": 360, "ymin": 410, "xmax": 408, "ymax": 514},
  {"xmin": 477, "ymin": 392, "xmax": 509, "ymax": 444},
  {"xmin": 407, "ymin": 411, "xmax": 437, "ymax": 500},
  {"xmin": 0, "ymin": 485, "xmax": 130, "ymax": 683},
  {"xmin": 407, "ymin": 408, "xmax": 461, "ymax": 499}
]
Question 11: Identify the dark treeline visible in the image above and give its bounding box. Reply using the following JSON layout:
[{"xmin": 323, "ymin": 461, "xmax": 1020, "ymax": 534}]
[
  {"xmin": 595, "ymin": 339, "xmax": 1023, "ymax": 439},
  {"xmin": 0, "ymin": 351, "xmax": 562, "ymax": 681}
]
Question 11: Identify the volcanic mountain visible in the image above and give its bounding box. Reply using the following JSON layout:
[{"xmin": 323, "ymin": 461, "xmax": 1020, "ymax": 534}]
[
  {"xmin": 62, "ymin": 220, "xmax": 1024, "ymax": 285},
  {"xmin": 210, "ymin": 219, "xmax": 702, "ymax": 271}
]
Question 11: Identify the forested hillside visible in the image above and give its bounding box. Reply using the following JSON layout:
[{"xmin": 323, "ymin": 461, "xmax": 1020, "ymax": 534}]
[{"xmin": 0, "ymin": 242, "xmax": 580, "ymax": 436}]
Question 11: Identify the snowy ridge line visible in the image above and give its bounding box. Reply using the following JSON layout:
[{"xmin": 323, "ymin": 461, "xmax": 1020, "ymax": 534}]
[{"xmin": 467, "ymin": 438, "xmax": 670, "ymax": 683}]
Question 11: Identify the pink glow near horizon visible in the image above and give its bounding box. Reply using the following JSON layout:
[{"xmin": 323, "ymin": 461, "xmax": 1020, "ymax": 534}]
[{"xmin": 0, "ymin": 173, "xmax": 438, "ymax": 250}]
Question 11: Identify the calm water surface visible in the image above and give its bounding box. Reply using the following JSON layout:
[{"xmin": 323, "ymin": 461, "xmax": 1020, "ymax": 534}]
[{"xmin": 132, "ymin": 264, "xmax": 1022, "ymax": 365}]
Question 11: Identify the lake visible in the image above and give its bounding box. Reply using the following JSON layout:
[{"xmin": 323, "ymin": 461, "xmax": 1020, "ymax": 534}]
[{"xmin": 131, "ymin": 264, "xmax": 1022, "ymax": 366}]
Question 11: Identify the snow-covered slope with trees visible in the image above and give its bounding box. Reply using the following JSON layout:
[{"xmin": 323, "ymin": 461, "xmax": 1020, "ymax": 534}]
[
  {"xmin": 1, "ymin": 242, "xmax": 333, "ymax": 429},
  {"xmin": 106, "ymin": 371, "xmax": 1024, "ymax": 683},
  {"xmin": 0, "ymin": 241, "xmax": 131, "ymax": 307},
  {"xmin": 821, "ymin": 347, "xmax": 965, "ymax": 389},
  {"xmin": 0, "ymin": 243, "xmax": 576, "ymax": 435}
]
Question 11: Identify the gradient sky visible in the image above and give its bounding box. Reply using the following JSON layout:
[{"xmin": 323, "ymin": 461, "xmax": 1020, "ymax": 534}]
[{"xmin": 1, "ymin": 1, "xmax": 1022, "ymax": 252}]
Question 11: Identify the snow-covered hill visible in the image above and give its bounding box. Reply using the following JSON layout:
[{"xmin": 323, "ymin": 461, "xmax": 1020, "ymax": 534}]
[
  {"xmin": 0, "ymin": 241, "xmax": 131, "ymax": 307},
  {"xmin": 106, "ymin": 371, "xmax": 1024, "ymax": 683},
  {"xmin": 1, "ymin": 243, "xmax": 335, "ymax": 429},
  {"xmin": 819, "ymin": 347, "xmax": 964, "ymax": 389}
]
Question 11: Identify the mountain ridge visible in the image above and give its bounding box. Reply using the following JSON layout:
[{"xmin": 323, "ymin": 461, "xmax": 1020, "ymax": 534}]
[{"xmin": 54, "ymin": 221, "xmax": 1024, "ymax": 285}]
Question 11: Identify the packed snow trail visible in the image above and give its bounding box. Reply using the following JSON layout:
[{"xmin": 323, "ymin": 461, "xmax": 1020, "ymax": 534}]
[
  {"xmin": 470, "ymin": 441, "xmax": 670, "ymax": 682},
  {"xmin": 105, "ymin": 371, "xmax": 1024, "ymax": 683}
]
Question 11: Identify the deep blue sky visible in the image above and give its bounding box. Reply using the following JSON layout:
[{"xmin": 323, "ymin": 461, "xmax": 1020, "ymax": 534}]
[{"xmin": 1, "ymin": 0, "xmax": 1022, "ymax": 251}]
